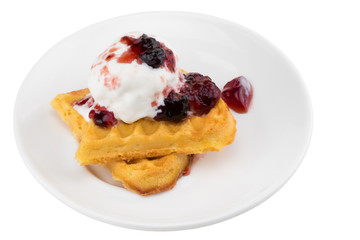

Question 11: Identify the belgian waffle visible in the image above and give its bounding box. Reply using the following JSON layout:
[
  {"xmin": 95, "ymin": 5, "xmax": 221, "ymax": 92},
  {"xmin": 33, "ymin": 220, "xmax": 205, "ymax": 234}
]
[
  {"xmin": 50, "ymin": 88, "xmax": 90, "ymax": 141},
  {"xmin": 104, "ymin": 154, "xmax": 191, "ymax": 195},
  {"xmin": 51, "ymin": 88, "xmax": 236, "ymax": 165},
  {"xmin": 51, "ymin": 89, "xmax": 191, "ymax": 195},
  {"xmin": 76, "ymin": 94, "xmax": 236, "ymax": 165}
]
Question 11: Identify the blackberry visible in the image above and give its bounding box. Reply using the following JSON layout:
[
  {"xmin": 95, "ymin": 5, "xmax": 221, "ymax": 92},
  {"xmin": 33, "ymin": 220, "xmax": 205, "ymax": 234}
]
[
  {"xmin": 119, "ymin": 34, "xmax": 174, "ymax": 70},
  {"xmin": 140, "ymin": 47, "xmax": 165, "ymax": 68},
  {"xmin": 155, "ymin": 91, "xmax": 189, "ymax": 122},
  {"xmin": 181, "ymin": 72, "xmax": 221, "ymax": 115},
  {"xmin": 139, "ymin": 35, "xmax": 160, "ymax": 50}
]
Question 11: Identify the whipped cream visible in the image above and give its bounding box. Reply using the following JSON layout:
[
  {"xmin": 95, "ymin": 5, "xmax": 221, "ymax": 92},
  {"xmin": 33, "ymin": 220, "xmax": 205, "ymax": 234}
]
[{"xmin": 79, "ymin": 32, "xmax": 184, "ymax": 124}]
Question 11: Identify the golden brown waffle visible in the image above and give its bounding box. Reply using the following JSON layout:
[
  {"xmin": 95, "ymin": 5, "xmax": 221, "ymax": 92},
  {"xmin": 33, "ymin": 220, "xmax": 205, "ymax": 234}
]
[
  {"xmin": 76, "ymin": 97, "xmax": 236, "ymax": 165},
  {"xmin": 50, "ymin": 89, "xmax": 90, "ymax": 141},
  {"xmin": 51, "ymin": 89, "xmax": 191, "ymax": 195},
  {"xmin": 104, "ymin": 154, "xmax": 191, "ymax": 195},
  {"xmin": 51, "ymin": 88, "xmax": 236, "ymax": 166}
]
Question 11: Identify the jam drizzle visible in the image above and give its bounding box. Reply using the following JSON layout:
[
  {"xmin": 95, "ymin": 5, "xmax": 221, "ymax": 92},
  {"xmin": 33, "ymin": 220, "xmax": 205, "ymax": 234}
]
[{"xmin": 73, "ymin": 95, "xmax": 94, "ymax": 107}]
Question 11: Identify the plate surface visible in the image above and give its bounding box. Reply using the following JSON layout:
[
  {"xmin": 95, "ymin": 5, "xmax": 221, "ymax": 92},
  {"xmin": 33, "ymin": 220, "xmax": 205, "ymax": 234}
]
[{"xmin": 14, "ymin": 12, "xmax": 312, "ymax": 230}]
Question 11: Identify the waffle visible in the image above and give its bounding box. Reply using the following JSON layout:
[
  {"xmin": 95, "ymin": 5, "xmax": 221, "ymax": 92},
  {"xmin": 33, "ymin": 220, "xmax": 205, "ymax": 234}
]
[
  {"xmin": 50, "ymin": 89, "xmax": 90, "ymax": 141},
  {"xmin": 76, "ymin": 96, "xmax": 236, "ymax": 165},
  {"xmin": 104, "ymin": 154, "xmax": 191, "ymax": 195},
  {"xmin": 51, "ymin": 89, "xmax": 191, "ymax": 195}
]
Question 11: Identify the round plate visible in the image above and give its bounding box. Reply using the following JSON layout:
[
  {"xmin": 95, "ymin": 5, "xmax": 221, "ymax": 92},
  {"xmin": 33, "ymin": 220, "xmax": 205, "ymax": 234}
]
[{"xmin": 14, "ymin": 12, "xmax": 312, "ymax": 230}]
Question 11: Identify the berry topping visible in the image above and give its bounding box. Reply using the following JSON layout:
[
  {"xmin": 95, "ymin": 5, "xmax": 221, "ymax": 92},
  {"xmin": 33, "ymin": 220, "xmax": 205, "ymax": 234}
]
[
  {"xmin": 118, "ymin": 34, "xmax": 175, "ymax": 71},
  {"xmin": 138, "ymin": 36, "xmax": 160, "ymax": 50},
  {"xmin": 89, "ymin": 108, "xmax": 118, "ymax": 128},
  {"xmin": 155, "ymin": 91, "xmax": 189, "ymax": 122},
  {"xmin": 181, "ymin": 72, "xmax": 221, "ymax": 115},
  {"xmin": 140, "ymin": 47, "xmax": 165, "ymax": 68},
  {"xmin": 154, "ymin": 72, "xmax": 221, "ymax": 122},
  {"xmin": 221, "ymin": 76, "xmax": 253, "ymax": 113},
  {"xmin": 183, "ymin": 72, "xmax": 212, "ymax": 83}
]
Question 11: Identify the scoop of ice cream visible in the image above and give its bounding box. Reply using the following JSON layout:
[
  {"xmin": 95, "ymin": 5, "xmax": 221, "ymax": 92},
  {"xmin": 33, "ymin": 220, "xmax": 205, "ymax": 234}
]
[{"xmin": 88, "ymin": 32, "xmax": 184, "ymax": 123}]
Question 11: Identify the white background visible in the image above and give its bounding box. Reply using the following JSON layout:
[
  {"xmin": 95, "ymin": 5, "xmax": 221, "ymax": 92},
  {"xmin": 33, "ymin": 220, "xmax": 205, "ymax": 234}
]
[{"xmin": 2, "ymin": 0, "xmax": 360, "ymax": 239}]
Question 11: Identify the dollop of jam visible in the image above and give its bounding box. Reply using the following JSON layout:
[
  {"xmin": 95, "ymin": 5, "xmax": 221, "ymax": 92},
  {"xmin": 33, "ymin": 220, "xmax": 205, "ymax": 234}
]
[
  {"xmin": 155, "ymin": 72, "xmax": 221, "ymax": 122},
  {"xmin": 221, "ymin": 76, "xmax": 253, "ymax": 113},
  {"xmin": 89, "ymin": 108, "xmax": 118, "ymax": 128},
  {"xmin": 73, "ymin": 95, "xmax": 118, "ymax": 128},
  {"xmin": 181, "ymin": 72, "xmax": 221, "ymax": 116}
]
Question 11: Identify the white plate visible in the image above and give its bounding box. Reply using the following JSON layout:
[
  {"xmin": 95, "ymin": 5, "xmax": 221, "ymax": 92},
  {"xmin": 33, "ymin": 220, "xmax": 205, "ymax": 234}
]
[{"xmin": 14, "ymin": 12, "xmax": 313, "ymax": 231}]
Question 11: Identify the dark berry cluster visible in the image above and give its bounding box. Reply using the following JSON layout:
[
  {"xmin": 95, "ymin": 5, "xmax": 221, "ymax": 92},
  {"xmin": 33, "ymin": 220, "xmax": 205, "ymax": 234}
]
[
  {"xmin": 155, "ymin": 72, "xmax": 221, "ymax": 122},
  {"xmin": 181, "ymin": 72, "xmax": 221, "ymax": 116},
  {"xmin": 154, "ymin": 91, "xmax": 189, "ymax": 122},
  {"xmin": 120, "ymin": 34, "xmax": 176, "ymax": 72},
  {"xmin": 135, "ymin": 34, "xmax": 166, "ymax": 68}
]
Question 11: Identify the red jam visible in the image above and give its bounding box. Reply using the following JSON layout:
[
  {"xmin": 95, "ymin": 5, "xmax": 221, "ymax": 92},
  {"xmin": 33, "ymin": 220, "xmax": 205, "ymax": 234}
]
[
  {"xmin": 89, "ymin": 108, "xmax": 118, "ymax": 128},
  {"xmin": 221, "ymin": 76, "xmax": 253, "ymax": 113},
  {"xmin": 182, "ymin": 168, "xmax": 191, "ymax": 176},
  {"xmin": 73, "ymin": 96, "xmax": 117, "ymax": 128},
  {"xmin": 73, "ymin": 95, "xmax": 94, "ymax": 107}
]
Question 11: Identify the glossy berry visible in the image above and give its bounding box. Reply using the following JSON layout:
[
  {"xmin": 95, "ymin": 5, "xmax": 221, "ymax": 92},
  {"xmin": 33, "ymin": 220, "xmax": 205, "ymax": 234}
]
[
  {"xmin": 181, "ymin": 72, "xmax": 221, "ymax": 115},
  {"xmin": 140, "ymin": 47, "xmax": 165, "ymax": 68},
  {"xmin": 89, "ymin": 109, "xmax": 118, "ymax": 128},
  {"xmin": 137, "ymin": 35, "xmax": 165, "ymax": 68},
  {"xmin": 154, "ymin": 72, "xmax": 221, "ymax": 122},
  {"xmin": 155, "ymin": 91, "xmax": 189, "ymax": 122},
  {"xmin": 138, "ymin": 35, "xmax": 160, "ymax": 50},
  {"xmin": 221, "ymin": 76, "xmax": 253, "ymax": 113}
]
